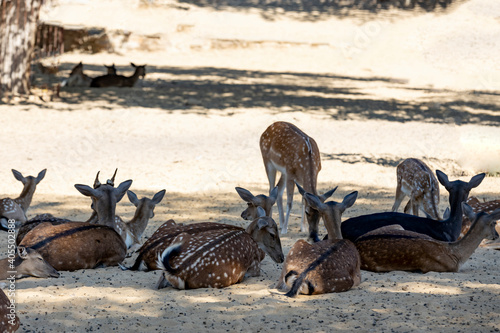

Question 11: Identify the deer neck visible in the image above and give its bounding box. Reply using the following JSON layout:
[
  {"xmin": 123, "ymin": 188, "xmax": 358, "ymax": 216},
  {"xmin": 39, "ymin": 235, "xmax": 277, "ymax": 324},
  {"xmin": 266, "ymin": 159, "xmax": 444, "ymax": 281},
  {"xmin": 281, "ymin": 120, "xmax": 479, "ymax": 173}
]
[
  {"xmin": 126, "ymin": 204, "xmax": 150, "ymax": 239},
  {"xmin": 448, "ymin": 219, "xmax": 489, "ymax": 268},
  {"xmin": 15, "ymin": 182, "xmax": 36, "ymax": 212},
  {"xmin": 126, "ymin": 69, "xmax": 141, "ymax": 85}
]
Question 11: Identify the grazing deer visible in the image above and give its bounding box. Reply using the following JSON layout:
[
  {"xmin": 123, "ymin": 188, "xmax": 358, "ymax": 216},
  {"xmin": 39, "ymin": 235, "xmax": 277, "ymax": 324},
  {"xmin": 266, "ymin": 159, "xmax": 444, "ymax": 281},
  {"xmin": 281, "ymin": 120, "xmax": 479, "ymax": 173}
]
[
  {"xmin": 61, "ymin": 62, "xmax": 92, "ymax": 87},
  {"xmin": 276, "ymin": 186, "xmax": 360, "ymax": 297},
  {"xmin": 15, "ymin": 171, "xmax": 132, "ymax": 244},
  {"xmin": 391, "ymin": 158, "xmax": 441, "ymax": 220},
  {"xmin": 155, "ymin": 211, "xmax": 284, "ymax": 289},
  {"xmin": 354, "ymin": 203, "xmax": 500, "ymax": 273},
  {"xmin": 260, "ymin": 121, "xmax": 322, "ymax": 240},
  {"xmin": 18, "ymin": 221, "xmax": 127, "ymax": 271},
  {"xmin": 90, "ymin": 63, "xmax": 146, "ymax": 88},
  {"xmin": 341, "ymin": 171, "xmax": 485, "ymax": 242},
  {"xmin": 0, "ymin": 246, "xmax": 59, "ymax": 280},
  {"xmin": 0, "ymin": 169, "xmax": 46, "ymax": 230},
  {"xmin": 235, "ymin": 186, "xmax": 278, "ymax": 220},
  {"xmin": 0, "ymin": 288, "xmax": 19, "ymax": 333},
  {"xmin": 114, "ymin": 189, "xmax": 166, "ymax": 252}
]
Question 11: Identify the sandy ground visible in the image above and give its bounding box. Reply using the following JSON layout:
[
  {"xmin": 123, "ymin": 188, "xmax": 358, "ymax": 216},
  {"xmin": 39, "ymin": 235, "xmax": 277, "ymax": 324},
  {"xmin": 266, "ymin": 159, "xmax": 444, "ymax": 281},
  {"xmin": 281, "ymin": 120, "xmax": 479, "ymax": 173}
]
[{"xmin": 1, "ymin": 0, "xmax": 500, "ymax": 332}]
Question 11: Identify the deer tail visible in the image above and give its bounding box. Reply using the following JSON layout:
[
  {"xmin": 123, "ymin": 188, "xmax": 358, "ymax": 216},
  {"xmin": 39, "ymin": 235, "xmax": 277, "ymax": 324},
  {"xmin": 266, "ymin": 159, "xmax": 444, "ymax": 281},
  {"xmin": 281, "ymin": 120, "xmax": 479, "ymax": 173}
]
[{"xmin": 157, "ymin": 243, "xmax": 182, "ymax": 274}]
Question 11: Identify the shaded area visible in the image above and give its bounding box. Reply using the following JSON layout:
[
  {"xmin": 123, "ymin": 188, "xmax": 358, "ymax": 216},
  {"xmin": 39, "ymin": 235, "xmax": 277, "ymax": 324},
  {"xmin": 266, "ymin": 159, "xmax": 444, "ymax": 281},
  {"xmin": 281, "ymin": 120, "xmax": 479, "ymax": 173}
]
[
  {"xmin": 175, "ymin": 0, "xmax": 466, "ymax": 21},
  {"xmin": 27, "ymin": 62, "xmax": 500, "ymax": 125}
]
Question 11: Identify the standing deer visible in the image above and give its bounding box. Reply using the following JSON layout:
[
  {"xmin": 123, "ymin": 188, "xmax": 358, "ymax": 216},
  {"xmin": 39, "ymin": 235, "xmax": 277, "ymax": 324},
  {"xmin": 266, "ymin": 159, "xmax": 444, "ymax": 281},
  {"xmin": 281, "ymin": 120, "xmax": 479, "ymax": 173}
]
[
  {"xmin": 114, "ymin": 189, "xmax": 166, "ymax": 252},
  {"xmin": 354, "ymin": 203, "xmax": 500, "ymax": 272},
  {"xmin": 391, "ymin": 158, "xmax": 441, "ymax": 220},
  {"xmin": 260, "ymin": 121, "xmax": 322, "ymax": 240},
  {"xmin": 0, "ymin": 247, "xmax": 59, "ymax": 280},
  {"xmin": 276, "ymin": 185, "xmax": 360, "ymax": 297},
  {"xmin": 0, "ymin": 169, "xmax": 46, "ymax": 230},
  {"xmin": 341, "ymin": 171, "xmax": 485, "ymax": 242},
  {"xmin": 90, "ymin": 63, "xmax": 146, "ymax": 88},
  {"xmin": 155, "ymin": 211, "xmax": 284, "ymax": 289},
  {"xmin": 235, "ymin": 186, "xmax": 278, "ymax": 220},
  {"xmin": 0, "ymin": 289, "xmax": 19, "ymax": 333},
  {"xmin": 19, "ymin": 221, "xmax": 127, "ymax": 271}
]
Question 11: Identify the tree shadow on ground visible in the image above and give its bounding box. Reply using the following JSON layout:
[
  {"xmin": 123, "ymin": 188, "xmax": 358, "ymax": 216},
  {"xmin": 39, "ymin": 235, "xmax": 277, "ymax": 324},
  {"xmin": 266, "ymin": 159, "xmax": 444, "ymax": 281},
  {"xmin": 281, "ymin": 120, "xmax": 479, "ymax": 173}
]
[
  {"xmin": 174, "ymin": 0, "xmax": 467, "ymax": 21},
  {"xmin": 26, "ymin": 62, "xmax": 500, "ymax": 126}
]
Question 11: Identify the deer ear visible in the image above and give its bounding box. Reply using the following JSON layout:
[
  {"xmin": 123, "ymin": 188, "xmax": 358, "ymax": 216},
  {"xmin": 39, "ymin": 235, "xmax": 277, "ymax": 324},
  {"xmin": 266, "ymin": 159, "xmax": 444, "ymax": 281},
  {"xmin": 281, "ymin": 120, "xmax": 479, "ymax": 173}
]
[
  {"xmin": 12, "ymin": 169, "xmax": 25, "ymax": 183},
  {"xmin": 152, "ymin": 190, "xmax": 166, "ymax": 205},
  {"xmin": 36, "ymin": 169, "xmax": 47, "ymax": 183},
  {"xmin": 320, "ymin": 186, "xmax": 338, "ymax": 203},
  {"xmin": 342, "ymin": 191, "xmax": 358, "ymax": 210},
  {"xmin": 295, "ymin": 182, "xmax": 306, "ymax": 197},
  {"xmin": 436, "ymin": 170, "xmax": 450, "ymax": 189},
  {"xmin": 256, "ymin": 206, "xmax": 266, "ymax": 218},
  {"xmin": 235, "ymin": 187, "xmax": 255, "ymax": 203},
  {"xmin": 257, "ymin": 216, "xmax": 270, "ymax": 230},
  {"xmin": 269, "ymin": 186, "xmax": 279, "ymax": 202},
  {"xmin": 127, "ymin": 190, "xmax": 140, "ymax": 206},
  {"xmin": 115, "ymin": 180, "xmax": 133, "ymax": 202},
  {"xmin": 131, "ymin": 62, "xmax": 136, "ymax": 68},
  {"xmin": 75, "ymin": 184, "xmax": 99, "ymax": 198},
  {"xmin": 488, "ymin": 207, "xmax": 500, "ymax": 221},
  {"xmin": 462, "ymin": 203, "xmax": 476, "ymax": 222},
  {"xmin": 17, "ymin": 246, "xmax": 28, "ymax": 259},
  {"xmin": 468, "ymin": 173, "xmax": 486, "ymax": 190}
]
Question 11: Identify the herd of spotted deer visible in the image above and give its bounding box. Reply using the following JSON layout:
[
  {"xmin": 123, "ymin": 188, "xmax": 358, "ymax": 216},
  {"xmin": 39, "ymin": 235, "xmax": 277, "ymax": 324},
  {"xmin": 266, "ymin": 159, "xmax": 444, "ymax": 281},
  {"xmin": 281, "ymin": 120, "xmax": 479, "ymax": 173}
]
[{"xmin": 1, "ymin": 121, "xmax": 499, "ymax": 332}]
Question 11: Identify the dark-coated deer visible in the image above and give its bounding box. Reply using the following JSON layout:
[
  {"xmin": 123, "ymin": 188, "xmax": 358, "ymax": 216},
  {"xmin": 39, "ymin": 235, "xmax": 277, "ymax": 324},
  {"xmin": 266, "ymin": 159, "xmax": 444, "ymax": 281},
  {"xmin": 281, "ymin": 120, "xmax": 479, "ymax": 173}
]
[
  {"xmin": 155, "ymin": 210, "xmax": 284, "ymax": 289},
  {"xmin": 341, "ymin": 171, "xmax": 485, "ymax": 242},
  {"xmin": 0, "ymin": 288, "xmax": 19, "ymax": 333},
  {"xmin": 19, "ymin": 221, "xmax": 127, "ymax": 271},
  {"xmin": 354, "ymin": 203, "xmax": 500, "ymax": 272},
  {"xmin": 260, "ymin": 122, "xmax": 322, "ymax": 240},
  {"xmin": 235, "ymin": 186, "xmax": 278, "ymax": 220},
  {"xmin": 276, "ymin": 185, "xmax": 360, "ymax": 297},
  {"xmin": 62, "ymin": 62, "xmax": 92, "ymax": 87},
  {"xmin": 90, "ymin": 63, "xmax": 146, "ymax": 88},
  {"xmin": 391, "ymin": 158, "xmax": 441, "ymax": 220},
  {"xmin": 0, "ymin": 169, "xmax": 46, "ymax": 230},
  {"xmin": 0, "ymin": 247, "xmax": 59, "ymax": 280}
]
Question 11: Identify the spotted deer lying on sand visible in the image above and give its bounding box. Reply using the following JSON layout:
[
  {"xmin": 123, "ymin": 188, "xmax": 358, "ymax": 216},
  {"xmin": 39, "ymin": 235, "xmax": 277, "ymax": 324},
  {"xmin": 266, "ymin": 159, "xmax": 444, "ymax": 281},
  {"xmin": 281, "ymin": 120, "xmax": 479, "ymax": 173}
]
[
  {"xmin": 276, "ymin": 185, "xmax": 360, "ymax": 297},
  {"xmin": 260, "ymin": 121, "xmax": 322, "ymax": 241},
  {"xmin": 0, "ymin": 246, "xmax": 59, "ymax": 280},
  {"xmin": 354, "ymin": 203, "xmax": 500, "ymax": 273},
  {"xmin": 235, "ymin": 186, "xmax": 278, "ymax": 220},
  {"xmin": 341, "ymin": 171, "xmax": 485, "ymax": 242},
  {"xmin": 90, "ymin": 63, "xmax": 146, "ymax": 88},
  {"xmin": 391, "ymin": 158, "xmax": 441, "ymax": 220},
  {"xmin": 19, "ymin": 221, "xmax": 127, "ymax": 271},
  {"xmin": 155, "ymin": 211, "xmax": 284, "ymax": 289},
  {"xmin": 0, "ymin": 169, "xmax": 46, "ymax": 230},
  {"xmin": 129, "ymin": 220, "xmax": 239, "ymax": 271},
  {"xmin": 15, "ymin": 171, "xmax": 132, "ymax": 244},
  {"xmin": 0, "ymin": 288, "xmax": 19, "ymax": 333}
]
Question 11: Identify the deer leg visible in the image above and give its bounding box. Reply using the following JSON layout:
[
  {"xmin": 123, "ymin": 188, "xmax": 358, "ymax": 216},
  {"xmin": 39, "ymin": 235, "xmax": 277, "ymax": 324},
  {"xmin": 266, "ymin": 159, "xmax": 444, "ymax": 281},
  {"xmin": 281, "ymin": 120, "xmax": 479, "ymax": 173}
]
[
  {"xmin": 282, "ymin": 178, "xmax": 295, "ymax": 235},
  {"xmin": 391, "ymin": 182, "xmax": 405, "ymax": 212},
  {"xmin": 275, "ymin": 174, "xmax": 286, "ymax": 231}
]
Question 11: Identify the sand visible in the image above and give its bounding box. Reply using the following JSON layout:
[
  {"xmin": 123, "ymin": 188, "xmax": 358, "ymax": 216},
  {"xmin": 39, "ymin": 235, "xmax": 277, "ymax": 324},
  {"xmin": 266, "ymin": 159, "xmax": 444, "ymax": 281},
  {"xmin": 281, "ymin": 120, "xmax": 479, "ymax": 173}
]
[{"xmin": 1, "ymin": 0, "xmax": 500, "ymax": 332}]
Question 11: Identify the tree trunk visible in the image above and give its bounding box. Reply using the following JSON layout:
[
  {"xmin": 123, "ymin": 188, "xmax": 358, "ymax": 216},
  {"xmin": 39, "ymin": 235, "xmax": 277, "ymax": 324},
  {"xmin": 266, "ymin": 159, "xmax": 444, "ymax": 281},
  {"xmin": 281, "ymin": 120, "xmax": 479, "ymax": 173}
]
[{"xmin": 0, "ymin": 0, "xmax": 43, "ymax": 97}]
